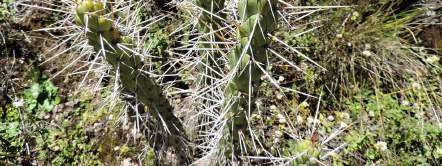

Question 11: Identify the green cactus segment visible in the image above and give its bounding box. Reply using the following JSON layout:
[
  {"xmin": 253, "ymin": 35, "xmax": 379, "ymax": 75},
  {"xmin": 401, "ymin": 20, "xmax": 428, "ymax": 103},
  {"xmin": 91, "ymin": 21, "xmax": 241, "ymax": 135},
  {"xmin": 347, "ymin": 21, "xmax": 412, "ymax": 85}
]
[
  {"xmin": 75, "ymin": 1, "xmax": 191, "ymax": 163},
  {"xmin": 195, "ymin": 0, "xmax": 225, "ymax": 85},
  {"xmin": 222, "ymin": 0, "xmax": 277, "ymax": 156},
  {"xmin": 195, "ymin": 0, "xmax": 225, "ymax": 33}
]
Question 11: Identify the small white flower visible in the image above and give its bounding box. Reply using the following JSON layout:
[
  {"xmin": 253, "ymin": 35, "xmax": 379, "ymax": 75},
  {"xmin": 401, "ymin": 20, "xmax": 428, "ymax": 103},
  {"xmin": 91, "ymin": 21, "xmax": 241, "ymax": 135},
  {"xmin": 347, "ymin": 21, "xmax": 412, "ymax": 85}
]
[
  {"xmin": 339, "ymin": 122, "xmax": 348, "ymax": 128},
  {"xmin": 368, "ymin": 111, "xmax": 375, "ymax": 117},
  {"xmin": 327, "ymin": 115, "xmax": 335, "ymax": 121},
  {"xmin": 300, "ymin": 101, "xmax": 309, "ymax": 107},
  {"xmin": 276, "ymin": 94, "xmax": 284, "ymax": 100},
  {"xmin": 122, "ymin": 158, "xmax": 133, "ymax": 166},
  {"xmin": 435, "ymin": 146, "xmax": 442, "ymax": 155},
  {"xmin": 270, "ymin": 105, "xmax": 277, "ymax": 111},
  {"xmin": 362, "ymin": 50, "xmax": 372, "ymax": 57},
  {"xmin": 255, "ymin": 100, "xmax": 263, "ymax": 107},
  {"xmin": 340, "ymin": 112, "xmax": 350, "ymax": 119},
  {"xmin": 376, "ymin": 141, "xmax": 388, "ymax": 151},
  {"xmin": 260, "ymin": 75, "xmax": 266, "ymax": 80},
  {"xmin": 352, "ymin": 11, "xmax": 360, "ymax": 17},
  {"xmin": 425, "ymin": 55, "xmax": 440, "ymax": 63},
  {"xmin": 13, "ymin": 98, "xmax": 24, "ymax": 107},
  {"xmin": 426, "ymin": 10, "xmax": 436, "ymax": 16},
  {"xmin": 307, "ymin": 117, "xmax": 314, "ymax": 125},
  {"xmin": 273, "ymin": 138, "xmax": 280, "ymax": 144},
  {"xmin": 278, "ymin": 76, "xmax": 285, "ymax": 82},
  {"xmin": 415, "ymin": 111, "xmax": 425, "ymax": 119},
  {"xmin": 307, "ymin": 117, "xmax": 320, "ymax": 125},
  {"xmin": 275, "ymin": 130, "xmax": 284, "ymax": 138},
  {"xmin": 401, "ymin": 100, "xmax": 410, "ymax": 106},
  {"xmin": 412, "ymin": 82, "xmax": 420, "ymax": 89},
  {"xmin": 277, "ymin": 114, "xmax": 287, "ymax": 124},
  {"xmin": 296, "ymin": 115, "xmax": 304, "ymax": 124},
  {"xmin": 364, "ymin": 44, "xmax": 371, "ymax": 49}
]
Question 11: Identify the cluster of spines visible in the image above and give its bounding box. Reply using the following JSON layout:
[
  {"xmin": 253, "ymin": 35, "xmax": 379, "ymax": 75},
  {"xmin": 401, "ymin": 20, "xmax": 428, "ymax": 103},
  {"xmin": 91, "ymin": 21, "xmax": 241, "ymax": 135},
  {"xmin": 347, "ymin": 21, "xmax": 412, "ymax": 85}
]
[{"xmin": 195, "ymin": 0, "xmax": 226, "ymax": 85}]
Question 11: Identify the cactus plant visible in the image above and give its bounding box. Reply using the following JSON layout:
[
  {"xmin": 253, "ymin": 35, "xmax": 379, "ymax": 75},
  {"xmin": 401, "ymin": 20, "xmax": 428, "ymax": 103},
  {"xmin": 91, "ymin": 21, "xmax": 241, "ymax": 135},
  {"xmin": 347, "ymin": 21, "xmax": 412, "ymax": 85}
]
[
  {"xmin": 195, "ymin": 0, "xmax": 225, "ymax": 85},
  {"xmin": 222, "ymin": 0, "xmax": 278, "ymax": 158},
  {"xmin": 74, "ymin": 0, "xmax": 192, "ymax": 163}
]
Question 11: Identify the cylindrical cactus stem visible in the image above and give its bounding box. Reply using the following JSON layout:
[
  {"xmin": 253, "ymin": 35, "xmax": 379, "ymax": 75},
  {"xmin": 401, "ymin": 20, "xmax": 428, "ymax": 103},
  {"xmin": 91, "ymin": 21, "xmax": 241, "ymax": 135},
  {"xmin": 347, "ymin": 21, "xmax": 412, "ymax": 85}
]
[
  {"xmin": 195, "ymin": 0, "xmax": 225, "ymax": 33},
  {"xmin": 75, "ymin": 0, "xmax": 192, "ymax": 164},
  {"xmin": 222, "ymin": 0, "xmax": 278, "ymax": 158},
  {"xmin": 195, "ymin": 0, "xmax": 225, "ymax": 84}
]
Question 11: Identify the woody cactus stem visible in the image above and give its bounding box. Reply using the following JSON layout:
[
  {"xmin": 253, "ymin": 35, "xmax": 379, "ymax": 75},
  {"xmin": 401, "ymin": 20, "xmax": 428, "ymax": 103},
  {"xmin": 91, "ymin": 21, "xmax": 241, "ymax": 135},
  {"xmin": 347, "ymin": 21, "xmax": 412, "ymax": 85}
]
[
  {"xmin": 75, "ymin": 0, "xmax": 191, "ymax": 163},
  {"xmin": 195, "ymin": 0, "xmax": 225, "ymax": 83},
  {"xmin": 223, "ymin": 0, "xmax": 277, "ymax": 157}
]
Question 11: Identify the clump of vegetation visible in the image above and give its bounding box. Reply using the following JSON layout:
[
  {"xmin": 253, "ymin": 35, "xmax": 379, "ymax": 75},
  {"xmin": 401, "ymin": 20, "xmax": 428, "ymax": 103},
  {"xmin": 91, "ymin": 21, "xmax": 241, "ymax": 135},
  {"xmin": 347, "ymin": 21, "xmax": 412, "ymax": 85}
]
[
  {"xmin": 1, "ymin": 70, "xmax": 152, "ymax": 165},
  {"xmin": 342, "ymin": 90, "xmax": 442, "ymax": 165},
  {"xmin": 308, "ymin": 1, "xmax": 428, "ymax": 98},
  {"xmin": 1, "ymin": 72, "xmax": 98, "ymax": 165},
  {"xmin": 0, "ymin": 0, "xmax": 13, "ymax": 22},
  {"xmin": 24, "ymin": 72, "xmax": 60, "ymax": 116}
]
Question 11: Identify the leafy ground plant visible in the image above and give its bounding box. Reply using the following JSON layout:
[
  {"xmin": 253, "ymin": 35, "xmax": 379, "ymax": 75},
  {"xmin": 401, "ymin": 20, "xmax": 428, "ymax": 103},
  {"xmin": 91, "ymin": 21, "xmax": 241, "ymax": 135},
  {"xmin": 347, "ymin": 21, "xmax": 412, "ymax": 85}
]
[{"xmin": 23, "ymin": 71, "xmax": 60, "ymax": 116}]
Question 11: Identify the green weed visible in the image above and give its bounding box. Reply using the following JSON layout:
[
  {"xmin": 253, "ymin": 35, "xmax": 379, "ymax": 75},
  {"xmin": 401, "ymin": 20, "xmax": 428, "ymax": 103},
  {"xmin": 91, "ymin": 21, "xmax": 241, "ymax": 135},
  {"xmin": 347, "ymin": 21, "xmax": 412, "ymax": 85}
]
[
  {"xmin": 24, "ymin": 72, "xmax": 60, "ymax": 116},
  {"xmin": 343, "ymin": 89, "xmax": 441, "ymax": 165},
  {"xmin": 0, "ymin": 0, "xmax": 13, "ymax": 22}
]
